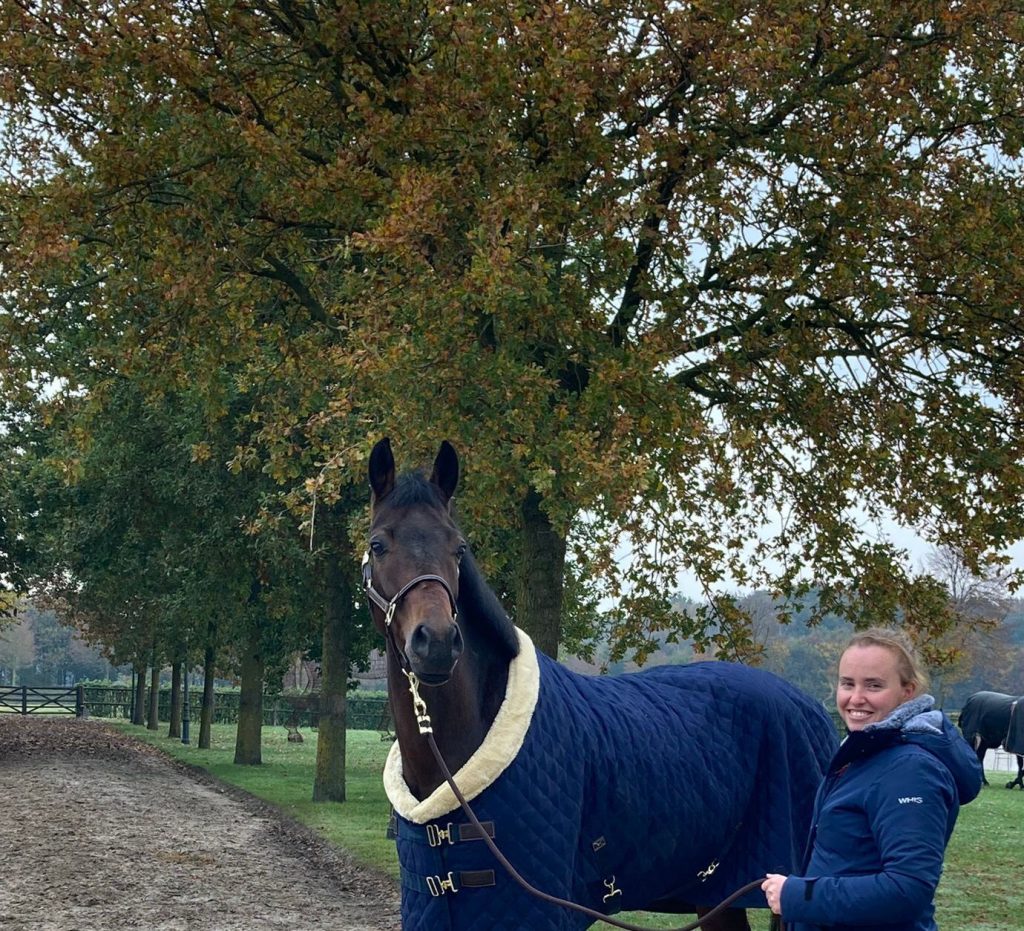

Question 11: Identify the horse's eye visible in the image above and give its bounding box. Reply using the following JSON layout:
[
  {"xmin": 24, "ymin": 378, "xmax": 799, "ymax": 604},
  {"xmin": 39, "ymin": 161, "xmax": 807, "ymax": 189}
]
[
  {"xmin": 370, "ymin": 540, "xmax": 386, "ymax": 557},
  {"xmin": 456, "ymin": 542, "xmax": 467, "ymax": 560}
]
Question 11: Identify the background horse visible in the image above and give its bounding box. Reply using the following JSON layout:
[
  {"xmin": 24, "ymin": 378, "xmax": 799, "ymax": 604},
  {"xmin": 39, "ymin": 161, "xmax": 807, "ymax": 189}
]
[
  {"xmin": 958, "ymin": 690, "xmax": 1024, "ymax": 789},
  {"xmin": 364, "ymin": 438, "xmax": 838, "ymax": 931}
]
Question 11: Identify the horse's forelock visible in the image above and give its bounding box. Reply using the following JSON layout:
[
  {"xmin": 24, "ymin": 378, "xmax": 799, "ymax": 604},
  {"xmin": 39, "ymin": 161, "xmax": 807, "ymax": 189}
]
[
  {"xmin": 383, "ymin": 471, "xmax": 448, "ymax": 510},
  {"xmin": 376, "ymin": 470, "xmax": 520, "ymax": 661}
]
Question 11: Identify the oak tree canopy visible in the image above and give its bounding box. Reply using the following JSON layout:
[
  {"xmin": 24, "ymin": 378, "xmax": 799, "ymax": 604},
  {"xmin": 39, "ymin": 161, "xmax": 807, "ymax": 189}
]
[{"xmin": 2, "ymin": 0, "xmax": 1023, "ymax": 661}]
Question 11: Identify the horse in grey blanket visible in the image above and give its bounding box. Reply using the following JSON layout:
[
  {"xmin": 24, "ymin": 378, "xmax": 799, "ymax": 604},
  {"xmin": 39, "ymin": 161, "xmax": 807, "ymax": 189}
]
[{"xmin": 959, "ymin": 691, "xmax": 1024, "ymax": 789}]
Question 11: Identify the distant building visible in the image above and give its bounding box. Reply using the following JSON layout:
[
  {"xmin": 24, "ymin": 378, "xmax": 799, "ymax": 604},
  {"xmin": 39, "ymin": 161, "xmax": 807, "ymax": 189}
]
[{"xmin": 281, "ymin": 650, "xmax": 388, "ymax": 693}]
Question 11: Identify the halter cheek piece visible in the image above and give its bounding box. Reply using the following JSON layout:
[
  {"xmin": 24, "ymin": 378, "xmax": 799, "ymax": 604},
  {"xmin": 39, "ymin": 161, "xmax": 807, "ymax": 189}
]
[{"xmin": 362, "ymin": 551, "xmax": 460, "ymax": 677}]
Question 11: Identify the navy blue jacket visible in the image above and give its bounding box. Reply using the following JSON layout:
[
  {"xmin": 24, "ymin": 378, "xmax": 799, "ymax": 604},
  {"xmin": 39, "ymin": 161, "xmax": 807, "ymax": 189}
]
[{"xmin": 780, "ymin": 695, "xmax": 983, "ymax": 931}]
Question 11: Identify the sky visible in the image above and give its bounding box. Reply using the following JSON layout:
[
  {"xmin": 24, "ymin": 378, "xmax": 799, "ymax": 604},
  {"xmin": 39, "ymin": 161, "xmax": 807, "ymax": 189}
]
[{"xmin": 671, "ymin": 518, "xmax": 1024, "ymax": 602}]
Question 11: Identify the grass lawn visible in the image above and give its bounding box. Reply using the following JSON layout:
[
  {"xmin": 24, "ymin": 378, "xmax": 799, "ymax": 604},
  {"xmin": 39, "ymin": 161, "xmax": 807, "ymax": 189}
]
[{"xmin": 115, "ymin": 721, "xmax": 1022, "ymax": 931}]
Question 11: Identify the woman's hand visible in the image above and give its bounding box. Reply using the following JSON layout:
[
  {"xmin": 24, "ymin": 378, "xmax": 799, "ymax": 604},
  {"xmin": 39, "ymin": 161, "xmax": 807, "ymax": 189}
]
[{"xmin": 761, "ymin": 873, "xmax": 788, "ymax": 916}]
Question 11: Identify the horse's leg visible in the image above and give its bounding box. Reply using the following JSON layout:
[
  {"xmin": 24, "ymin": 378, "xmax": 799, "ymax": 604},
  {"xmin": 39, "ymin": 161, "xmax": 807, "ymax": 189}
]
[
  {"xmin": 1008, "ymin": 754, "xmax": 1024, "ymax": 790},
  {"xmin": 693, "ymin": 906, "xmax": 751, "ymax": 931},
  {"xmin": 975, "ymin": 739, "xmax": 989, "ymax": 786}
]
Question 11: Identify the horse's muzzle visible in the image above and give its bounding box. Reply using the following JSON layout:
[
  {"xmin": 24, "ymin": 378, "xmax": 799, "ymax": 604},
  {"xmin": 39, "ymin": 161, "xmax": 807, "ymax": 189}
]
[{"xmin": 407, "ymin": 622, "xmax": 464, "ymax": 684}]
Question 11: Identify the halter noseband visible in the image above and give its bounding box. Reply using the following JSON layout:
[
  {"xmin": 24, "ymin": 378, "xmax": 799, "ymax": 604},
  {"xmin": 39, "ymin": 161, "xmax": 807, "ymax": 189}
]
[
  {"xmin": 362, "ymin": 551, "xmax": 459, "ymax": 625},
  {"xmin": 362, "ymin": 551, "xmax": 460, "ymax": 680}
]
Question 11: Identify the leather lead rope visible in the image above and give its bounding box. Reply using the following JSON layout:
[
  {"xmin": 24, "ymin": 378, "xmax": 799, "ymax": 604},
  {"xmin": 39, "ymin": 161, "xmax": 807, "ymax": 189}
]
[{"xmin": 407, "ymin": 670, "xmax": 773, "ymax": 931}]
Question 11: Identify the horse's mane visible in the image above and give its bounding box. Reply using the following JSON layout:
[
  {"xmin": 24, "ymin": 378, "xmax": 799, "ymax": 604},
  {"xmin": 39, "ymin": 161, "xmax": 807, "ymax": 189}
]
[
  {"xmin": 458, "ymin": 548, "xmax": 521, "ymax": 660},
  {"xmin": 385, "ymin": 471, "xmax": 520, "ymax": 661}
]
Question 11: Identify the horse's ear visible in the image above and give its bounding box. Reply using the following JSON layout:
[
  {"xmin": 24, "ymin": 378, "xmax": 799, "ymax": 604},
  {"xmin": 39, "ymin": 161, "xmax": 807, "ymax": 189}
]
[
  {"xmin": 369, "ymin": 437, "xmax": 396, "ymax": 503},
  {"xmin": 430, "ymin": 441, "xmax": 459, "ymax": 506}
]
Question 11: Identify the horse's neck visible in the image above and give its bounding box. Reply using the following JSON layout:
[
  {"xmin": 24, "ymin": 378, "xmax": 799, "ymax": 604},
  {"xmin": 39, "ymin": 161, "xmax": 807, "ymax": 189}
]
[{"xmin": 390, "ymin": 645, "xmax": 509, "ymax": 801}]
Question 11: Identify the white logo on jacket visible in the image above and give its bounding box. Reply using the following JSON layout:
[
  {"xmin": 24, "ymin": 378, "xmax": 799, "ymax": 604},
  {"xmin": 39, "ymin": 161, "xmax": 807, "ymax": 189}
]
[{"xmin": 898, "ymin": 796, "xmax": 924, "ymax": 804}]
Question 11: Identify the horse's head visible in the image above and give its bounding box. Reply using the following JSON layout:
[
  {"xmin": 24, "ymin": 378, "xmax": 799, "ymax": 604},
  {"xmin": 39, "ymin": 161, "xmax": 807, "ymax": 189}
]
[{"xmin": 365, "ymin": 437, "xmax": 466, "ymax": 684}]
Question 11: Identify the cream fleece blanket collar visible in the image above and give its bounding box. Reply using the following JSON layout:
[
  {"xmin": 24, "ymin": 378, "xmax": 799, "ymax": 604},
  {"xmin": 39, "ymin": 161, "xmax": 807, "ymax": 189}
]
[{"xmin": 383, "ymin": 627, "xmax": 540, "ymax": 824}]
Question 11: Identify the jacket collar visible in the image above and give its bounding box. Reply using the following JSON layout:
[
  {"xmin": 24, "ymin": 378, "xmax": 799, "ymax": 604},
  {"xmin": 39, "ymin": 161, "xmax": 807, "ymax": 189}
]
[{"xmin": 832, "ymin": 694, "xmax": 940, "ymax": 770}]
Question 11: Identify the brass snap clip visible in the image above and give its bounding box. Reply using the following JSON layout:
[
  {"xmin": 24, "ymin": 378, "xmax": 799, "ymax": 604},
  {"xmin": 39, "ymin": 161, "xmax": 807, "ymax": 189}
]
[
  {"xmin": 404, "ymin": 670, "xmax": 433, "ymax": 734},
  {"xmin": 426, "ymin": 872, "xmax": 457, "ymax": 897},
  {"xmin": 698, "ymin": 859, "xmax": 720, "ymax": 881},
  {"xmin": 602, "ymin": 876, "xmax": 622, "ymax": 903},
  {"xmin": 426, "ymin": 823, "xmax": 453, "ymax": 847}
]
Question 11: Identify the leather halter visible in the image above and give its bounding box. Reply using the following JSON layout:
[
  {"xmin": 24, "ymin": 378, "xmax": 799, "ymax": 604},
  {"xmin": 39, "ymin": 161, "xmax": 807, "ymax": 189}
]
[{"xmin": 362, "ymin": 551, "xmax": 460, "ymax": 677}]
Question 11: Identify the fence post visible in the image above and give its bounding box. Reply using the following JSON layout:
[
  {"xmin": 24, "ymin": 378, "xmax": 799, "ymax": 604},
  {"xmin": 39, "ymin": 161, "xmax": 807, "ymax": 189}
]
[
  {"xmin": 76, "ymin": 684, "xmax": 87, "ymax": 717},
  {"xmin": 21, "ymin": 686, "xmax": 27, "ymax": 715}
]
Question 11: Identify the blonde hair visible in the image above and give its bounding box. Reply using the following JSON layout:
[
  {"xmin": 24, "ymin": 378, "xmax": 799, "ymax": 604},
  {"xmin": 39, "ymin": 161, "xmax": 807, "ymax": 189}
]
[{"xmin": 843, "ymin": 627, "xmax": 929, "ymax": 695}]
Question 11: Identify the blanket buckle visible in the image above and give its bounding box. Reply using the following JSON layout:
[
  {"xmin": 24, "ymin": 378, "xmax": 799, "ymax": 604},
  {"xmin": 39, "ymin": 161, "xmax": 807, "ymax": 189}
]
[
  {"xmin": 602, "ymin": 876, "xmax": 622, "ymax": 903},
  {"xmin": 426, "ymin": 822, "xmax": 453, "ymax": 847},
  {"xmin": 426, "ymin": 871, "xmax": 457, "ymax": 897},
  {"xmin": 698, "ymin": 859, "xmax": 720, "ymax": 881}
]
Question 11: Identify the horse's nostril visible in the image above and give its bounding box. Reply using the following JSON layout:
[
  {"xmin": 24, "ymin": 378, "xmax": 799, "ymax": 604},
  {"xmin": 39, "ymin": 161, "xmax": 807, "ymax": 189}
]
[
  {"xmin": 409, "ymin": 624, "xmax": 433, "ymax": 660},
  {"xmin": 450, "ymin": 624, "xmax": 464, "ymax": 659}
]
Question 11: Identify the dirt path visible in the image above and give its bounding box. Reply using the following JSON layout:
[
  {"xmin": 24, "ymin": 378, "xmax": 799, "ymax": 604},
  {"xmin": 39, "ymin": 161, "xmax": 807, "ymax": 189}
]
[{"xmin": 0, "ymin": 716, "xmax": 400, "ymax": 931}]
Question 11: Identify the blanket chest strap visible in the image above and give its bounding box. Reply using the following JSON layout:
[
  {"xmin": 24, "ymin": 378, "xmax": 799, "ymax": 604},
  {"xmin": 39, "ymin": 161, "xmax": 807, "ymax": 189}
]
[
  {"xmin": 397, "ymin": 818, "xmax": 496, "ymax": 847},
  {"xmin": 401, "ymin": 867, "xmax": 497, "ymax": 897}
]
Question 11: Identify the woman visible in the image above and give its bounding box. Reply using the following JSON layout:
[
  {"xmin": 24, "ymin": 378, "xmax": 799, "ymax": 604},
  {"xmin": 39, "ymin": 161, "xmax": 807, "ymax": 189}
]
[{"xmin": 761, "ymin": 627, "xmax": 983, "ymax": 931}]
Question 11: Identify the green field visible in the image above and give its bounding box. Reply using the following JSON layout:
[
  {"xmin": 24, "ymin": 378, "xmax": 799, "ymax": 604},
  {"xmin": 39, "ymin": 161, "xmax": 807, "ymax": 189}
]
[{"xmin": 116, "ymin": 722, "xmax": 1022, "ymax": 931}]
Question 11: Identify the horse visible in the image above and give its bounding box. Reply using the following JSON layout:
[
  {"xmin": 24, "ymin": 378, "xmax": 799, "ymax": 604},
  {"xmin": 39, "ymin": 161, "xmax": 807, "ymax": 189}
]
[
  {"xmin": 363, "ymin": 438, "xmax": 838, "ymax": 931},
  {"xmin": 958, "ymin": 691, "xmax": 1024, "ymax": 789}
]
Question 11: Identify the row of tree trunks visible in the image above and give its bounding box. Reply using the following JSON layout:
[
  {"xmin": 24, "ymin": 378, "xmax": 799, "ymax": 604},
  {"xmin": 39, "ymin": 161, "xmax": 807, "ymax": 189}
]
[{"xmin": 131, "ymin": 632, "xmax": 218, "ymax": 751}]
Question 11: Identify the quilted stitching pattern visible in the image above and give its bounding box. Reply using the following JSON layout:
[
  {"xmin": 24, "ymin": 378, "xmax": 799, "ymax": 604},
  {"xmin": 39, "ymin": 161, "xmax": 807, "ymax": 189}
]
[{"xmin": 396, "ymin": 651, "xmax": 837, "ymax": 930}]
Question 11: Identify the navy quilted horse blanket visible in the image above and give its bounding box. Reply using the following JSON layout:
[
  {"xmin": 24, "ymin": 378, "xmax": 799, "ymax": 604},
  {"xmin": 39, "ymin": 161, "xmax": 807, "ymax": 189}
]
[
  {"xmin": 960, "ymin": 691, "xmax": 1024, "ymax": 754},
  {"xmin": 385, "ymin": 629, "xmax": 838, "ymax": 930}
]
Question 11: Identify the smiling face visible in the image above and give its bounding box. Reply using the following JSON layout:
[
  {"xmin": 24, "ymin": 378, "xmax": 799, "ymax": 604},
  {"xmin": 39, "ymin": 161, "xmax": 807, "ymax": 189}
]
[{"xmin": 837, "ymin": 644, "xmax": 916, "ymax": 731}]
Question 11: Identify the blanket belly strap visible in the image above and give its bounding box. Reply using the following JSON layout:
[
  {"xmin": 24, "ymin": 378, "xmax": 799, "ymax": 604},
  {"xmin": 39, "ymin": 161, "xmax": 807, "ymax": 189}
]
[
  {"xmin": 585, "ymin": 834, "xmax": 625, "ymax": 914},
  {"xmin": 401, "ymin": 866, "xmax": 497, "ymax": 897},
  {"xmin": 397, "ymin": 817, "xmax": 497, "ymax": 847}
]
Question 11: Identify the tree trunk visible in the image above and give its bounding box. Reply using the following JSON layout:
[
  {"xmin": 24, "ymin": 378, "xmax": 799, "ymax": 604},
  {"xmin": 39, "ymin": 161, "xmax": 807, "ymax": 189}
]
[
  {"xmin": 233, "ymin": 624, "xmax": 264, "ymax": 765},
  {"xmin": 147, "ymin": 663, "xmax": 160, "ymax": 730},
  {"xmin": 168, "ymin": 661, "xmax": 182, "ymax": 738},
  {"xmin": 199, "ymin": 639, "xmax": 216, "ymax": 750},
  {"xmin": 516, "ymin": 488, "xmax": 566, "ymax": 658},
  {"xmin": 131, "ymin": 663, "xmax": 146, "ymax": 725},
  {"xmin": 314, "ymin": 537, "xmax": 351, "ymax": 802}
]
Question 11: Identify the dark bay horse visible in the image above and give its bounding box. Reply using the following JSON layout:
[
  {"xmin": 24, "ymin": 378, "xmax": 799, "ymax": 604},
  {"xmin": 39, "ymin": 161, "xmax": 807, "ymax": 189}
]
[
  {"xmin": 958, "ymin": 691, "xmax": 1024, "ymax": 789},
  {"xmin": 364, "ymin": 438, "xmax": 838, "ymax": 931}
]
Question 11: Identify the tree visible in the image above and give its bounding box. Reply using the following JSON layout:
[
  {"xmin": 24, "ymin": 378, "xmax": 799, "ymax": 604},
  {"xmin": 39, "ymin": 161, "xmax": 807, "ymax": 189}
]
[
  {"xmin": 0, "ymin": 613, "xmax": 34, "ymax": 684},
  {"xmin": 23, "ymin": 603, "xmax": 70, "ymax": 684},
  {"xmin": 12, "ymin": 374, "xmax": 319, "ymax": 759},
  {"xmin": 2, "ymin": 0, "xmax": 1023, "ymax": 667},
  {"xmin": 0, "ymin": 400, "xmax": 31, "ymax": 620},
  {"xmin": 920, "ymin": 545, "xmax": 1019, "ymax": 706}
]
